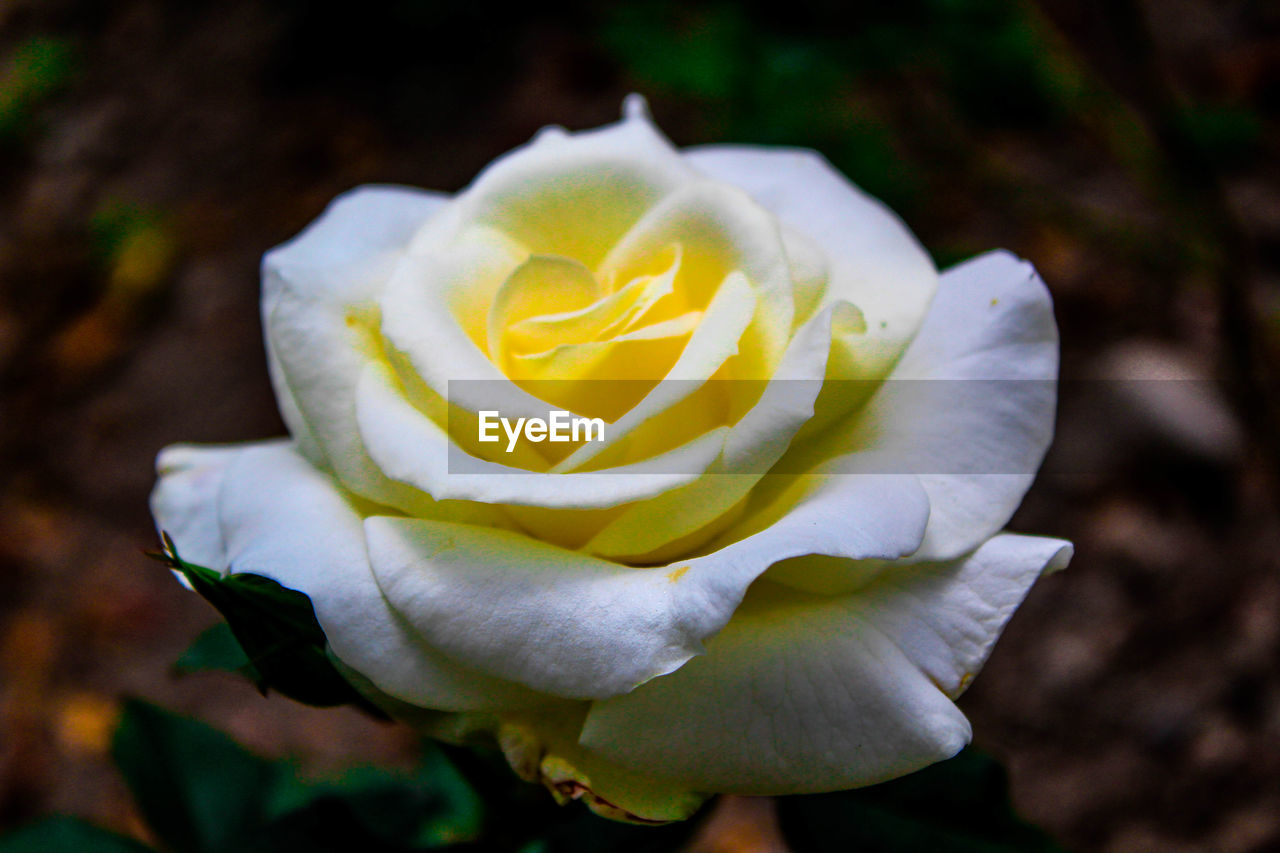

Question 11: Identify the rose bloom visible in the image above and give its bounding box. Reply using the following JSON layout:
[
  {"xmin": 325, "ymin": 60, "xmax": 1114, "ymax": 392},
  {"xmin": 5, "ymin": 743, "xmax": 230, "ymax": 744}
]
[{"xmin": 152, "ymin": 97, "xmax": 1071, "ymax": 823}]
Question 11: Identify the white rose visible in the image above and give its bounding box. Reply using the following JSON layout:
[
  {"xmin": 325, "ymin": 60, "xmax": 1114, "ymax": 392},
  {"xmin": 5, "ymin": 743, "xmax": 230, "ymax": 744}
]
[{"xmin": 151, "ymin": 97, "xmax": 1071, "ymax": 824}]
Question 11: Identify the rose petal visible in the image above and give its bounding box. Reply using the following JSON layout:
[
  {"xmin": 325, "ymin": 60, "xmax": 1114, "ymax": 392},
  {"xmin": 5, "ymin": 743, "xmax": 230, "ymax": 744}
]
[
  {"xmin": 363, "ymin": 466, "xmax": 928, "ymax": 700},
  {"xmin": 379, "ymin": 242, "xmax": 554, "ymax": 424},
  {"xmin": 546, "ymin": 270, "xmax": 756, "ymax": 473},
  {"xmin": 262, "ymin": 184, "xmax": 446, "ymax": 513},
  {"xmin": 583, "ymin": 301, "xmax": 852, "ymax": 561},
  {"xmin": 364, "ymin": 517, "xmax": 716, "ymax": 700},
  {"xmin": 354, "ymin": 358, "xmax": 728, "ymax": 509},
  {"xmin": 598, "ymin": 179, "xmax": 794, "ymax": 377},
  {"xmin": 839, "ymin": 250, "xmax": 1060, "ymax": 561},
  {"xmin": 416, "ymin": 106, "xmax": 695, "ymax": 268},
  {"xmin": 683, "ymin": 145, "xmax": 938, "ymax": 380},
  {"xmin": 156, "ymin": 441, "xmax": 546, "ymax": 711},
  {"xmin": 151, "ymin": 442, "xmax": 261, "ymax": 570},
  {"xmin": 507, "ymin": 247, "xmax": 679, "ymax": 348},
  {"xmin": 365, "ymin": 238, "xmax": 762, "ymax": 515},
  {"xmin": 488, "ymin": 255, "xmax": 601, "ymax": 369},
  {"xmin": 578, "ymin": 533, "xmax": 1071, "ymax": 792}
]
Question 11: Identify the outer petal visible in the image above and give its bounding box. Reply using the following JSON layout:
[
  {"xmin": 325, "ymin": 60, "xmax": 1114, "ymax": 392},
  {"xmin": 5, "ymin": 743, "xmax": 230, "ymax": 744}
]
[
  {"xmin": 683, "ymin": 145, "xmax": 938, "ymax": 379},
  {"xmin": 262, "ymin": 185, "xmax": 445, "ymax": 514},
  {"xmin": 579, "ymin": 534, "xmax": 1072, "ymax": 793},
  {"xmin": 362, "ymin": 469, "xmax": 928, "ymax": 700},
  {"xmin": 153, "ymin": 441, "xmax": 546, "ymax": 712},
  {"xmin": 415, "ymin": 98, "xmax": 695, "ymax": 268},
  {"xmin": 849, "ymin": 250, "xmax": 1060, "ymax": 561},
  {"xmin": 151, "ymin": 442, "xmax": 261, "ymax": 571},
  {"xmin": 849, "ymin": 533, "xmax": 1072, "ymax": 698}
]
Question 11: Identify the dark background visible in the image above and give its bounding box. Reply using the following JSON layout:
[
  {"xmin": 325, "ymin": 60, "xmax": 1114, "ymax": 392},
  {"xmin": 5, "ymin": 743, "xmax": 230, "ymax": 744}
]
[{"xmin": 2, "ymin": 1, "xmax": 1278, "ymax": 850}]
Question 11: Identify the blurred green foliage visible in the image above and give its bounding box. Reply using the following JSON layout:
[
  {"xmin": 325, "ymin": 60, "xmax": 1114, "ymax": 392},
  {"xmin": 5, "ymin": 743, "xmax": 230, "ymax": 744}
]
[
  {"xmin": 0, "ymin": 36, "xmax": 76, "ymax": 140},
  {"xmin": 88, "ymin": 201, "xmax": 179, "ymax": 305},
  {"xmin": 599, "ymin": 0, "xmax": 1092, "ymax": 215},
  {"xmin": 1177, "ymin": 102, "xmax": 1264, "ymax": 169},
  {"xmin": 0, "ymin": 701, "xmax": 705, "ymax": 852},
  {"xmin": 0, "ymin": 700, "xmax": 483, "ymax": 853},
  {"xmin": 0, "ymin": 818, "xmax": 153, "ymax": 853},
  {"xmin": 112, "ymin": 700, "xmax": 278, "ymax": 853},
  {"xmin": 0, "ymin": 702, "xmax": 1064, "ymax": 853},
  {"xmin": 600, "ymin": 3, "xmax": 917, "ymax": 210},
  {"xmin": 777, "ymin": 748, "xmax": 1067, "ymax": 852},
  {"xmin": 88, "ymin": 203, "xmax": 168, "ymax": 269}
]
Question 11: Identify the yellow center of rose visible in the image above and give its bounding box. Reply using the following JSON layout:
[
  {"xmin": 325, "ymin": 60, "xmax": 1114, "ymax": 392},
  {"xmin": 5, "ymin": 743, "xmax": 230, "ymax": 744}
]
[{"xmin": 486, "ymin": 246, "xmax": 699, "ymax": 421}]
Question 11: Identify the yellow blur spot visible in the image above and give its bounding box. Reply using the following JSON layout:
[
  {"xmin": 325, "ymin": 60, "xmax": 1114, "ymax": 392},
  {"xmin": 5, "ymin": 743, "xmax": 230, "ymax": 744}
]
[
  {"xmin": 56, "ymin": 693, "xmax": 119, "ymax": 756},
  {"xmin": 666, "ymin": 565, "xmax": 690, "ymax": 583},
  {"xmin": 108, "ymin": 224, "xmax": 176, "ymax": 303}
]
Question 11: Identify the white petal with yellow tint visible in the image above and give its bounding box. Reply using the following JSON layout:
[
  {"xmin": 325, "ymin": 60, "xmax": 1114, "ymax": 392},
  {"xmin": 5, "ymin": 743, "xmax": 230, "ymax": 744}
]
[
  {"xmin": 548, "ymin": 271, "xmax": 756, "ymax": 471},
  {"xmin": 579, "ymin": 534, "xmax": 1071, "ymax": 792},
  {"xmin": 421, "ymin": 224, "xmax": 531, "ymax": 353},
  {"xmin": 417, "ymin": 100, "xmax": 694, "ymax": 268},
  {"xmin": 363, "ymin": 462, "xmax": 928, "ymax": 699},
  {"xmin": 262, "ymin": 185, "xmax": 446, "ymax": 513},
  {"xmin": 598, "ymin": 179, "xmax": 794, "ymax": 375},
  {"xmin": 487, "ymin": 255, "xmax": 601, "ymax": 368},
  {"xmin": 684, "ymin": 145, "xmax": 937, "ymax": 379},
  {"xmin": 152, "ymin": 441, "xmax": 544, "ymax": 711},
  {"xmin": 355, "ymin": 359, "xmax": 727, "ymax": 508},
  {"xmin": 151, "ymin": 442, "xmax": 264, "ymax": 571},
  {"xmin": 583, "ymin": 300, "xmax": 854, "ymax": 561},
  {"xmin": 829, "ymin": 250, "xmax": 1059, "ymax": 561},
  {"xmin": 780, "ymin": 224, "xmax": 830, "ymax": 327},
  {"xmin": 379, "ymin": 249, "xmax": 555, "ymax": 424}
]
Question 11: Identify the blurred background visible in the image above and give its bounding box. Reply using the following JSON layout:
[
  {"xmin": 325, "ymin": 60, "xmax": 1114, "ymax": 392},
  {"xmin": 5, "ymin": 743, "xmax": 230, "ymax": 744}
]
[{"xmin": 1, "ymin": 1, "xmax": 1278, "ymax": 850}]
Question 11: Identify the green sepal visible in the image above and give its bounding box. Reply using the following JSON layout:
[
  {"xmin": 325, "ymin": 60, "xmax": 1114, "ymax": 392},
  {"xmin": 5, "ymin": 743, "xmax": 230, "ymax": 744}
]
[
  {"xmin": 174, "ymin": 622, "xmax": 258, "ymax": 680},
  {"xmin": 154, "ymin": 534, "xmax": 385, "ymax": 717}
]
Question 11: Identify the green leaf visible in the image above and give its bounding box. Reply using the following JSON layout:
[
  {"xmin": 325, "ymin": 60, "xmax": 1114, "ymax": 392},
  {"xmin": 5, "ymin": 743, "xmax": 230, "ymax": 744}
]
[
  {"xmin": 155, "ymin": 535, "xmax": 384, "ymax": 715},
  {"xmin": 777, "ymin": 749, "xmax": 1066, "ymax": 853},
  {"xmin": 407, "ymin": 747, "xmax": 486, "ymax": 846},
  {"xmin": 174, "ymin": 623, "xmax": 257, "ymax": 679},
  {"xmin": 0, "ymin": 818, "xmax": 154, "ymax": 853},
  {"xmin": 111, "ymin": 699, "xmax": 276, "ymax": 853},
  {"xmin": 105, "ymin": 698, "xmax": 483, "ymax": 852},
  {"xmin": 263, "ymin": 746, "xmax": 483, "ymax": 849}
]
